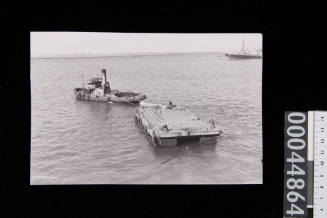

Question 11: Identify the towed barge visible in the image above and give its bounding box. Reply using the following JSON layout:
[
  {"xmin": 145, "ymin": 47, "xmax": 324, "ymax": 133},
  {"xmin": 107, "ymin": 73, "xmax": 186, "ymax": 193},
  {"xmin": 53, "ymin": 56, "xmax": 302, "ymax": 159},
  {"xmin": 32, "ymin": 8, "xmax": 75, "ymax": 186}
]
[
  {"xmin": 74, "ymin": 68, "xmax": 146, "ymax": 104},
  {"xmin": 135, "ymin": 102, "xmax": 222, "ymax": 146}
]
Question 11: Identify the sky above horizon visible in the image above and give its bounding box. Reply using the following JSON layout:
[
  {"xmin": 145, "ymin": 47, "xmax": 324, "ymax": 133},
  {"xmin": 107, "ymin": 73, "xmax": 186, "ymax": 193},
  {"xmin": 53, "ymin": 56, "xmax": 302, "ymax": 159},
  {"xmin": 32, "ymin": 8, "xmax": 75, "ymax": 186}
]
[{"xmin": 31, "ymin": 32, "xmax": 262, "ymax": 56}]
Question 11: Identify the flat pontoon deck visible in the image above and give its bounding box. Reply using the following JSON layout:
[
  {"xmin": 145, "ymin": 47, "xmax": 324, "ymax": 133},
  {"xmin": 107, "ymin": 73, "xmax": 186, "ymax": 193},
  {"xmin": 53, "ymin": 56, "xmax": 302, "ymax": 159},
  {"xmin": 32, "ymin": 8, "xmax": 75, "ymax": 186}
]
[{"xmin": 135, "ymin": 103, "xmax": 222, "ymax": 146}]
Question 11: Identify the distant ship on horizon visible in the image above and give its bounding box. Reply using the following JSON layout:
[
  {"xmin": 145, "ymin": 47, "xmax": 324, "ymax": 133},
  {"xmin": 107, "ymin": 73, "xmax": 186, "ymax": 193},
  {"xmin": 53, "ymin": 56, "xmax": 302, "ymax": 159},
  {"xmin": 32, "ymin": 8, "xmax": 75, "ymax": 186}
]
[{"xmin": 225, "ymin": 40, "xmax": 262, "ymax": 59}]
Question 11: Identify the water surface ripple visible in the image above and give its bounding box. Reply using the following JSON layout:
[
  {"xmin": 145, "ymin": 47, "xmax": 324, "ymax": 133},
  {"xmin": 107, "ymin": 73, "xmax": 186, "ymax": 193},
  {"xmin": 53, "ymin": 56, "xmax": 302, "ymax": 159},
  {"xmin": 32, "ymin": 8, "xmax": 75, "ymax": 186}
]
[{"xmin": 31, "ymin": 53, "xmax": 262, "ymax": 184}]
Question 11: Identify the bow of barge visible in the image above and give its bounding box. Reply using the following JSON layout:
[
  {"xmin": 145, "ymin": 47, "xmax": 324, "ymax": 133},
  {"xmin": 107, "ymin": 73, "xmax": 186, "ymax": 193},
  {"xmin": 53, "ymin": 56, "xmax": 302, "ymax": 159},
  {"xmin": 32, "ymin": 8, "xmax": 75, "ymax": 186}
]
[{"xmin": 135, "ymin": 102, "xmax": 222, "ymax": 146}]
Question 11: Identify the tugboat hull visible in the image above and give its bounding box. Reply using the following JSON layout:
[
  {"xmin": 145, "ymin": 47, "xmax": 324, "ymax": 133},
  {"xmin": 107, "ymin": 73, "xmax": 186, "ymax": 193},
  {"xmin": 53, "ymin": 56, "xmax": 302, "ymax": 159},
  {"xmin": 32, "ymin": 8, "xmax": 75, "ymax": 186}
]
[
  {"xmin": 75, "ymin": 93, "xmax": 109, "ymax": 102},
  {"xmin": 74, "ymin": 91, "xmax": 146, "ymax": 104},
  {"xmin": 73, "ymin": 68, "xmax": 146, "ymax": 104}
]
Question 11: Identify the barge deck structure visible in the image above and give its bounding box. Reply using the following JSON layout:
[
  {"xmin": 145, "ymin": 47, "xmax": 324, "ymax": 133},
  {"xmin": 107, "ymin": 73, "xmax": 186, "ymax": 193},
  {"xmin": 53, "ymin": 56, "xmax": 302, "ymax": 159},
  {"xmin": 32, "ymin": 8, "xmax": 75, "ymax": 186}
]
[{"xmin": 135, "ymin": 102, "xmax": 222, "ymax": 146}]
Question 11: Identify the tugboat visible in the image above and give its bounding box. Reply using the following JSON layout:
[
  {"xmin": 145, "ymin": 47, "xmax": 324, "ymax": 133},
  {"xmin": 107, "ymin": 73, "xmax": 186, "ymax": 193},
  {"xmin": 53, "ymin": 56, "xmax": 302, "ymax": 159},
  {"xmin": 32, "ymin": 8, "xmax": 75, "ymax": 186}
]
[
  {"xmin": 73, "ymin": 68, "xmax": 146, "ymax": 104},
  {"xmin": 225, "ymin": 40, "xmax": 262, "ymax": 59},
  {"xmin": 135, "ymin": 101, "xmax": 222, "ymax": 146}
]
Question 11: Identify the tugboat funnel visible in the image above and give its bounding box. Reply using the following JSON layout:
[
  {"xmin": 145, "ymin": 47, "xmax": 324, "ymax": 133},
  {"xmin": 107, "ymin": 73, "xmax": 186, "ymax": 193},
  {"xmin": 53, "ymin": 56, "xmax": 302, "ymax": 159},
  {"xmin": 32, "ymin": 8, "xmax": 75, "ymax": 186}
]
[
  {"xmin": 101, "ymin": 68, "xmax": 107, "ymax": 86},
  {"xmin": 101, "ymin": 68, "xmax": 111, "ymax": 93}
]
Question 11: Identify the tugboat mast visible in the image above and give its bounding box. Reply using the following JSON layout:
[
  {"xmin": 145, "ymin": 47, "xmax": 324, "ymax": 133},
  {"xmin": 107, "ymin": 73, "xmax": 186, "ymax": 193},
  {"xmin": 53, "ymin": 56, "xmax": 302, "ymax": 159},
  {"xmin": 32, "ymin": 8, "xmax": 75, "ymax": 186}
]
[
  {"xmin": 81, "ymin": 73, "xmax": 85, "ymax": 88},
  {"xmin": 241, "ymin": 39, "xmax": 245, "ymax": 53}
]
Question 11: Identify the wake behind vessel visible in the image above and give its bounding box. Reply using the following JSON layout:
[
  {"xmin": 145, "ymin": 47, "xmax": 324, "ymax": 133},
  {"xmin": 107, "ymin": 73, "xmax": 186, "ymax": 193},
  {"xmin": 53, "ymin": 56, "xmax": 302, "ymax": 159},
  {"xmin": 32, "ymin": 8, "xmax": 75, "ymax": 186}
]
[
  {"xmin": 74, "ymin": 68, "xmax": 146, "ymax": 104},
  {"xmin": 135, "ymin": 101, "xmax": 222, "ymax": 146},
  {"xmin": 225, "ymin": 40, "xmax": 262, "ymax": 59}
]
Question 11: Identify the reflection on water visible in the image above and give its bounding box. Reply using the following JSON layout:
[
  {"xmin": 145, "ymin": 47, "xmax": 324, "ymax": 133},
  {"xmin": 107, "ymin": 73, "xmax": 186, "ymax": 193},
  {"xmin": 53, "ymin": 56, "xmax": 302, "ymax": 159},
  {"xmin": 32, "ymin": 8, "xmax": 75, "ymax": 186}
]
[{"xmin": 31, "ymin": 53, "xmax": 262, "ymax": 184}]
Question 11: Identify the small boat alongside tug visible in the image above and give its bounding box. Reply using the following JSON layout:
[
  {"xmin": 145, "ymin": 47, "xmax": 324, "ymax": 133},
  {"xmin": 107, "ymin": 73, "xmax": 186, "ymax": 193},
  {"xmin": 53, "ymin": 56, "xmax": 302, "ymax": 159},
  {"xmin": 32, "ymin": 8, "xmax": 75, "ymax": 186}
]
[
  {"xmin": 135, "ymin": 101, "xmax": 222, "ymax": 146},
  {"xmin": 73, "ymin": 68, "xmax": 146, "ymax": 104}
]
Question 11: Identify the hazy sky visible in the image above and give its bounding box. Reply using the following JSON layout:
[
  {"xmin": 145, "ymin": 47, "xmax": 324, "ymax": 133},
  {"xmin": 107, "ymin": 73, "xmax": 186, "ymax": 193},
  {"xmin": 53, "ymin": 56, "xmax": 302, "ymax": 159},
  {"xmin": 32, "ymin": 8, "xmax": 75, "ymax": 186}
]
[{"xmin": 31, "ymin": 32, "xmax": 262, "ymax": 56}]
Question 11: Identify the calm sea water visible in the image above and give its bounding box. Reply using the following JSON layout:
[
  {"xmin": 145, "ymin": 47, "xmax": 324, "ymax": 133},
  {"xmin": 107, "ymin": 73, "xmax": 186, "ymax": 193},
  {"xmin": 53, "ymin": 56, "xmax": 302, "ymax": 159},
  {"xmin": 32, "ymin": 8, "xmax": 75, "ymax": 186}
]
[{"xmin": 31, "ymin": 53, "xmax": 262, "ymax": 184}]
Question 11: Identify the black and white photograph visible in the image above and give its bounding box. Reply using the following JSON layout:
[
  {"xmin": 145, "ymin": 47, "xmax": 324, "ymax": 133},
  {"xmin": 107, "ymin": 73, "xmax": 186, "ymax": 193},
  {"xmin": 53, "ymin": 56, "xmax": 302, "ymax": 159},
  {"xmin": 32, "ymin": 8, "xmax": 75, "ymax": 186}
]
[{"xmin": 30, "ymin": 32, "xmax": 262, "ymax": 184}]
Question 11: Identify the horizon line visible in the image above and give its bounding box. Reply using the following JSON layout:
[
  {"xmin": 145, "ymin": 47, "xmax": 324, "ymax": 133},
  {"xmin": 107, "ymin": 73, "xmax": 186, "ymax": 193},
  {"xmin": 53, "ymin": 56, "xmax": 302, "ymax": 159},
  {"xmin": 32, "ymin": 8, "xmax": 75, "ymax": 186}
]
[{"xmin": 31, "ymin": 51, "xmax": 230, "ymax": 59}]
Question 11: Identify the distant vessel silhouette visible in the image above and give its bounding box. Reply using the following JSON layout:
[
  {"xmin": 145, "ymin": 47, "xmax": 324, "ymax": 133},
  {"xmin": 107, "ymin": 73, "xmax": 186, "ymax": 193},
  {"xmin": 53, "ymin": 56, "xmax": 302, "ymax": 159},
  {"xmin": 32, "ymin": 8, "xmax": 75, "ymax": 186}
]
[{"xmin": 225, "ymin": 40, "xmax": 262, "ymax": 59}]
